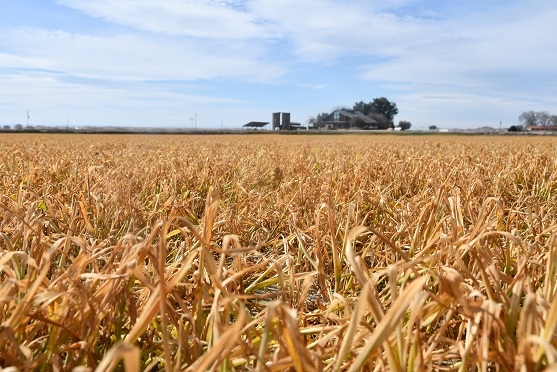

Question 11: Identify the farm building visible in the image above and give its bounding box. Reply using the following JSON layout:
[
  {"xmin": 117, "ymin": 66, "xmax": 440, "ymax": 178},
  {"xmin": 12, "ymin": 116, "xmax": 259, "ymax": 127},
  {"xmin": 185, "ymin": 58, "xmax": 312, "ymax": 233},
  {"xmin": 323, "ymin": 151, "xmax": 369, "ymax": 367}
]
[
  {"xmin": 243, "ymin": 121, "xmax": 269, "ymax": 129},
  {"xmin": 528, "ymin": 126, "xmax": 557, "ymax": 132},
  {"xmin": 243, "ymin": 113, "xmax": 305, "ymax": 130},
  {"xmin": 316, "ymin": 110, "xmax": 379, "ymax": 130},
  {"xmin": 288, "ymin": 122, "xmax": 306, "ymax": 130}
]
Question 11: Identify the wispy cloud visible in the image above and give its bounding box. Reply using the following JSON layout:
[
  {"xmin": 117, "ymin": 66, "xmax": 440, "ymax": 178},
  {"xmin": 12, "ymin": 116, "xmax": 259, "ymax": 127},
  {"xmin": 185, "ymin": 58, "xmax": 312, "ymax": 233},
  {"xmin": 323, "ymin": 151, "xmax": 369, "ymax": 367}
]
[
  {"xmin": 1, "ymin": 27, "xmax": 286, "ymax": 82},
  {"xmin": 57, "ymin": 0, "xmax": 275, "ymax": 39}
]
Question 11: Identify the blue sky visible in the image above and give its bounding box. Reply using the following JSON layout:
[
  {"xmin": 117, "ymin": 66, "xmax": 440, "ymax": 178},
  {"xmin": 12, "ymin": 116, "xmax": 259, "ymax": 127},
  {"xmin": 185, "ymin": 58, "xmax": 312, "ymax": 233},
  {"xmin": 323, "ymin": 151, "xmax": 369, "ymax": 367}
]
[{"xmin": 1, "ymin": 0, "xmax": 556, "ymax": 129}]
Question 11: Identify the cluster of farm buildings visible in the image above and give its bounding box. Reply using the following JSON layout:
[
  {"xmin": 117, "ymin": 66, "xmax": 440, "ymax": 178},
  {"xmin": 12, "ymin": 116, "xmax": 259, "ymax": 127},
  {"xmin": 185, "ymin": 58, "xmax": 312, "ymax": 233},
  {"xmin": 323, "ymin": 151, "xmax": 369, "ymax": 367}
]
[{"xmin": 244, "ymin": 110, "xmax": 385, "ymax": 131}]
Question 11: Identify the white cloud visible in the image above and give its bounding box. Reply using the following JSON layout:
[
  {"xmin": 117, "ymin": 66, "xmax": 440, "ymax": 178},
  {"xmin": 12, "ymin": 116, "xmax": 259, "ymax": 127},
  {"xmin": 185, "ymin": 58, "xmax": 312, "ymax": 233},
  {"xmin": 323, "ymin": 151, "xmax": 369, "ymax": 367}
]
[
  {"xmin": 369, "ymin": 4, "xmax": 556, "ymax": 73},
  {"xmin": 0, "ymin": 27, "xmax": 286, "ymax": 82},
  {"xmin": 57, "ymin": 0, "xmax": 275, "ymax": 39},
  {"xmin": 249, "ymin": 0, "xmax": 425, "ymax": 61},
  {"xmin": 56, "ymin": 0, "xmax": 426, "ymax": 61}
]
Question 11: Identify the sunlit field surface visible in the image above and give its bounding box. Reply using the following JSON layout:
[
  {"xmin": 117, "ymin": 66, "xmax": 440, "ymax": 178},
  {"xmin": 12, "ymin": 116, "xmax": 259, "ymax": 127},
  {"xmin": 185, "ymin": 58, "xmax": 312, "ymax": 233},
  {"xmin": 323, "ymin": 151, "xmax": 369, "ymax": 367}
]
[{"xmin": 1, "ymin": 133, "xmax": 557, "ymax": 371}]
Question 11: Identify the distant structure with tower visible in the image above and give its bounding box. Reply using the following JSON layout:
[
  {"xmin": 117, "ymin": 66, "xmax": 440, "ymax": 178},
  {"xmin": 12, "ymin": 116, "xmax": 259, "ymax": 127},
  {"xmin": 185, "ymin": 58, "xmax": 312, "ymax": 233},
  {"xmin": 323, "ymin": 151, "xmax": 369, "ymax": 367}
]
[
  {"xmin": 243, "ymin": 112, "xmax": 304, "ymax": 130},
  {"xmin": 272, "ymin": 112, "xmax": 291, "ymax": 130}
]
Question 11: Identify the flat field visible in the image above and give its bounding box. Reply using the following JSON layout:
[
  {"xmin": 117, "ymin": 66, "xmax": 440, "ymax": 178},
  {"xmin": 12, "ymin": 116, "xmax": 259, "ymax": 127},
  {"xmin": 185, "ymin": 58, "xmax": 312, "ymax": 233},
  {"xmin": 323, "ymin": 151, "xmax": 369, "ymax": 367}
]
[{"xmin": 1, "ymin": 133, "xmax": 556, "ymax": 371}]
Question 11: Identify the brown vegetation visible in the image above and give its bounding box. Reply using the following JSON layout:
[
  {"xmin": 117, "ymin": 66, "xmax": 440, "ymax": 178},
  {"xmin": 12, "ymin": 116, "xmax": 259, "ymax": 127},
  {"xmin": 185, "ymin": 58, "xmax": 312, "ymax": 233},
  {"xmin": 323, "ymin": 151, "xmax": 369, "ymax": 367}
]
[{"xmin": 1, "ymin": 133, "xmax": 556, "ymax": 370}]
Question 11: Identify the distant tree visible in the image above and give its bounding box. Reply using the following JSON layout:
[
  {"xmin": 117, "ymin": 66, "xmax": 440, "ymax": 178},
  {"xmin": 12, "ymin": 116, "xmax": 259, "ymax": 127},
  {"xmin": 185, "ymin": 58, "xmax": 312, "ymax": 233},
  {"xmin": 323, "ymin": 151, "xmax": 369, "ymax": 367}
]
[
  {"xmin": 537, "ymin": 112, "xmax": 552, "ymax": 126},
  {"xmin": 429, "ymin": 125, "xmax": 438, "ymax": 130},
  {"xmin": 353, "ymin": 101, "xmax": 371, "ymax": 115},
  {"xmin": 2, "ymin": 125, "xmax": 10, "ymax": 131},
  {"xmin": 398, "ymin": 121, "xmax": 411, "ymax": 131},
  {"xmin": 519, "ymin": 111, "xmax": 553, "ymax": 127},
  {"xmin": 508, "ymin": 125, "xmax": 521, "ymax": 132},
  {"xmin": 13, "ymin": 124, "xmax": 23, "ymax": 131},
  {"xmin": 519, "ymin": 111, "xmax": 536, "ymax": 127},
  {"xmin": 535, "ymin": 112, "xmax": 552, "ymax": 126}
]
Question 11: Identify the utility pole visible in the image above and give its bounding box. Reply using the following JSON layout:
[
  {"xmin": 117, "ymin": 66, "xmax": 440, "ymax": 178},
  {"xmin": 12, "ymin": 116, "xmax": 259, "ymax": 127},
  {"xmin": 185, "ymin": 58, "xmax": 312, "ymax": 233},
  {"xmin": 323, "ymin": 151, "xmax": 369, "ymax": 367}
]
[{"xmin": 26, "ymin": 111, "xmax": 29, "ymax": 128}]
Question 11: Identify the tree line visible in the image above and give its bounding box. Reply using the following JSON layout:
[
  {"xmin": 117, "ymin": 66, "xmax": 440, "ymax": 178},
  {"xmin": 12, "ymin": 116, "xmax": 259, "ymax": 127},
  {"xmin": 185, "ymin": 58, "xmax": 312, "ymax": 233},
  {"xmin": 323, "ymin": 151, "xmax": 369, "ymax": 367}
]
[{"xmin": 508, "ymin": 111, "xmax": 557, "ymax": 131}]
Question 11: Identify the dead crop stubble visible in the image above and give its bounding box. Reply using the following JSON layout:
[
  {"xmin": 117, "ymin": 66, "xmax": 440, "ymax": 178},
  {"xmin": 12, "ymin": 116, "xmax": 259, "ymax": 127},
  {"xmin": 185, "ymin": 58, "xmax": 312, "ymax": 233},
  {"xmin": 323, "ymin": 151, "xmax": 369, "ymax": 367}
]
[{"xmin": 0, "ymin": 133, "xmax": 556, "ymax": 371}]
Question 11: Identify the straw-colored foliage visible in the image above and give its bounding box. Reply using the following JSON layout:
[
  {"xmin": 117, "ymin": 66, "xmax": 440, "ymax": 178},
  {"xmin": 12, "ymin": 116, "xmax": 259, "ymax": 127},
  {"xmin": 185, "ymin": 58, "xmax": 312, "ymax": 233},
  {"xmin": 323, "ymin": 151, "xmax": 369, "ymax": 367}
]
[{"xmin": 1, "ymin": 133, "xmax": 557, "ymax": 371}]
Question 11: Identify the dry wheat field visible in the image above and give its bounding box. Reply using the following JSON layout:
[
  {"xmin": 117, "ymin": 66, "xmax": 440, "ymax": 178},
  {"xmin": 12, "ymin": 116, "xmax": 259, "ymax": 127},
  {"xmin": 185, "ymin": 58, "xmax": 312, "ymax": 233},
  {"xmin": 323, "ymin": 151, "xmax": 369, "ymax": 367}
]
[{"xmin": 1, "ymin": 133, "xmax": 556, "ymax": 371}]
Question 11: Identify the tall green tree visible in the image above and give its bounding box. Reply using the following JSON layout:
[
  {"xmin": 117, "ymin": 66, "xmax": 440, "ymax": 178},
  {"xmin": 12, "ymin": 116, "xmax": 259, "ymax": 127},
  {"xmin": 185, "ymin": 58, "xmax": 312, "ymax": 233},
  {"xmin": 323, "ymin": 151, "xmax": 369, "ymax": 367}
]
[{"xmin": 353, "ymin": 101, "xmax": 371, "ymax": 115}]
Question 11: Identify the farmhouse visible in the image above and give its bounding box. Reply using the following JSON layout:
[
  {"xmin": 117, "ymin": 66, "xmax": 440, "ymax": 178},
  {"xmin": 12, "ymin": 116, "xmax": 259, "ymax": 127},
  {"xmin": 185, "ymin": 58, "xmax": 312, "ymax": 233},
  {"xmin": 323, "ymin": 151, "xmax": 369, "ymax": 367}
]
[{"xmin": 317, "ymin": 109, "xmax": 378, "ymax": 130}]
